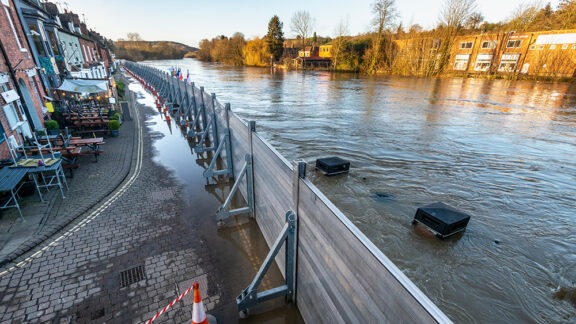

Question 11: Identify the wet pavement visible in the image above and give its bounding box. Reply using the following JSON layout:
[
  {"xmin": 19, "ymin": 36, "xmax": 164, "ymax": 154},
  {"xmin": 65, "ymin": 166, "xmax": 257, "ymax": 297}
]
[{"xmin": 0, "ymin": 72, "xmax": 303, "ymax": 323}]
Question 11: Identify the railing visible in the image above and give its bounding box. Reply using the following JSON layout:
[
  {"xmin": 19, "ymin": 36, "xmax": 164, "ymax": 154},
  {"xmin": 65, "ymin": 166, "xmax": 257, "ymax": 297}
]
[{"xmin": 124, "ymin": 61, "xmax": 452, "ymax": 323}]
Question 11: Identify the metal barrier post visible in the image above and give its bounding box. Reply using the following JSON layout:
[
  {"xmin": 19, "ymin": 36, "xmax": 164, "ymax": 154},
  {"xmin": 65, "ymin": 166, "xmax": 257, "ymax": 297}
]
[
  {"xmin": 215, "ymin": 154, "xmax": 253, "ymax": 222},
  {"xmin": 237, "ymin": 210, "xmax": 298, "ymax": 318}
]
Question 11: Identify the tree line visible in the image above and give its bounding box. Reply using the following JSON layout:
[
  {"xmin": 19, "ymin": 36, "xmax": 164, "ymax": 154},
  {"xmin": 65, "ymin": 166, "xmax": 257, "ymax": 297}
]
[
  {"xmin": 186, "ymin": 0, "xmax": 576, "ymax": 75},
  {"xmin": 114, "ymin": 33, "xmax": 198, "ymax": 61}
]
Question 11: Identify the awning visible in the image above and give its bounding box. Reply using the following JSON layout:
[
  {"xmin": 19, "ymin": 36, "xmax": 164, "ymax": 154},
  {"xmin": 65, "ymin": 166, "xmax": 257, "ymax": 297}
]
[{"xmin": 57, "ymin": 79, "xmax": 109, "ymax": 94}]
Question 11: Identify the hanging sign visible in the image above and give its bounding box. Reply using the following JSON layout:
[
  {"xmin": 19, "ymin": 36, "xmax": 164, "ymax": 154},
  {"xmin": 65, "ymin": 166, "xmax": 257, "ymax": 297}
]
[{"xmin": 1, "ymin": 90, "xmax": 20, "ymax": 103}]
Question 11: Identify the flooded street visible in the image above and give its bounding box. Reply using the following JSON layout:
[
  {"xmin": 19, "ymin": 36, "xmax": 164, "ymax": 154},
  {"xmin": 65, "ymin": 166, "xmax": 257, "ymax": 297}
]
[{"xmin": 144, "ymin": 59, "xmax": 576, "ymax": 323}]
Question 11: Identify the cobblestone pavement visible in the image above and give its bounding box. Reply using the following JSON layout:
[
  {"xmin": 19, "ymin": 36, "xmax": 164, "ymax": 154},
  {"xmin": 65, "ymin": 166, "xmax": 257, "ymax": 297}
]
[{"xmin": 0, "ymin": 74, "xmax": 302, "ymax": 323}]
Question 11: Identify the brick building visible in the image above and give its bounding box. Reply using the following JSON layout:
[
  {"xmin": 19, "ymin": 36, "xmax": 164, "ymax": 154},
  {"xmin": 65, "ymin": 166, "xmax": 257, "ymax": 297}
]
[
  {"xmin": 448, "ymin": 29, "xmax": 576, "ymax": 78},
  {"xmin": 0, "ymin": 0, "xmax": 47, "ymax": 160}
]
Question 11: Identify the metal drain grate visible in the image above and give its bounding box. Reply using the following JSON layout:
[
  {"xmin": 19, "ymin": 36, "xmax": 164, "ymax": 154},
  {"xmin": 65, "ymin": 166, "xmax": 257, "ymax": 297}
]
[
  {"xmin": 120, "ymin": 265, "xmax": 146, "ymax": 288},
  {"xmin": 91, "ymin": 308, "xmax": 106, "ymax": 320}
]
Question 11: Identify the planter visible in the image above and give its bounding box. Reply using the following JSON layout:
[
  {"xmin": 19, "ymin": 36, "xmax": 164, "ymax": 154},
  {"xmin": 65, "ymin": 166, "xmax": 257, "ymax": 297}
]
[{"xmin": 111, "ymin": 129, "xmax": 119, "ymax": 137}]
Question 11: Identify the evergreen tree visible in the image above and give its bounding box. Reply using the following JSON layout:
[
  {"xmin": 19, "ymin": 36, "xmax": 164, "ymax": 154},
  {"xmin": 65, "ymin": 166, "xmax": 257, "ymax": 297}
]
[{"xmin": 266, "ymin": 15, "xmax": 285, "ymax": 62}]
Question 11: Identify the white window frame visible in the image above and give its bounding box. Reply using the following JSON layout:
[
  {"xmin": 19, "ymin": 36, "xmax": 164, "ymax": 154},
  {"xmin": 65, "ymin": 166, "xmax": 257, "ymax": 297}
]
[
  {"xmin": 474, "ymin": 54, "xmax": 493, "ymax": 72},
  {"xmin": 499, "ymin": 54, "xmax": 520, "ymax": 72},
  {"xmin": 3, "ymin": 104, "xmax": 20, "ymax": 130},
  {"xmin": 481, "ymin": 41, "xmax": 497, "ymax": 49},
  {"xmin": 3, "ymin": 4, "xmax": 27, "ymax": 52},
  {"xmin": 506, "ymin": 40, "xmax": 522, "ymax": 48},
  {"xmin": 453, "ymin": 54, "xmax": 470, "ymax": 71}
]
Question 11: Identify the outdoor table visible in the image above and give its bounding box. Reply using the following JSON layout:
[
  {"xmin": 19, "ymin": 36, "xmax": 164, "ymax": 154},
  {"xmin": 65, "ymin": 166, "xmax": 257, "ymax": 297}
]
[
  {"xmin": 0, "ymin": 166, "xmax": 29, "ymax": 221},
  {"xmin": 70, "ymin": 137, "xmax": 104, "ymax": 162},
  {"xmin": 11, "ymin": 158, "xmax": 68, "ymax": 201}
]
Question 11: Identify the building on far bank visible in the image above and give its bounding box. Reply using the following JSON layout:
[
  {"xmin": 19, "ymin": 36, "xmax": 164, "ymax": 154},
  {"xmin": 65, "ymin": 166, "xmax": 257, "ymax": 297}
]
[{"xmin": 447, "ymin": 29, "xmax": 576, "ymax": 78}]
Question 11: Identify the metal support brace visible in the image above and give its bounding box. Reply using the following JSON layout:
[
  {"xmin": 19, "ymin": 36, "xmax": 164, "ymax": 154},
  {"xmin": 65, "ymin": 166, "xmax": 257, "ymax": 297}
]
[
  {"xmin": 215, "ymin": 154, "xmax": 254, "ymax": 221},
  {"xmin": 193, "ymin": 116, "xmax": 216, "ymax": 153},
  {"xmin": 200, "ymin": 87, "xmax": 208, "ymax": 130},
  {"xmin": 187, "ymin": 102, "xmax": 206, "ymax": 137},
  {"xmin": 237, "ymin": 210, "xmax": 298, "ymax": 315},
  {"xmin": 189, "ymin": 83, "xmax": 197, "ymax": 121},
  {"xmin": 202, "ymin": 133, "xmax": 232, "ymax": 178}
]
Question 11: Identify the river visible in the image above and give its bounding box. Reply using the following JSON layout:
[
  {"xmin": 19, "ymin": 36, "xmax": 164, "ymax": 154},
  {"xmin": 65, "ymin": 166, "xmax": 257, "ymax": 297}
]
[{"xmin": 144, "ymin": 58, "xmax": 576, "ymax": 323}]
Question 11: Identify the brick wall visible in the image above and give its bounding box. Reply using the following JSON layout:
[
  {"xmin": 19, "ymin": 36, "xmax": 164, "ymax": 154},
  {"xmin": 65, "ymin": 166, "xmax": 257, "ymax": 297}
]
[{"xmin": 0, "ymin": 0, "xmax": 47, "ymax": 160}]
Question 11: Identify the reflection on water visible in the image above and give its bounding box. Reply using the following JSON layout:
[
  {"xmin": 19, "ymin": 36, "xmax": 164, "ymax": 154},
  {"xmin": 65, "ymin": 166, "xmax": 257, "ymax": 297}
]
[{"xmin": 145, "ymin": 59, "xmax": 576, "ymax": 323}]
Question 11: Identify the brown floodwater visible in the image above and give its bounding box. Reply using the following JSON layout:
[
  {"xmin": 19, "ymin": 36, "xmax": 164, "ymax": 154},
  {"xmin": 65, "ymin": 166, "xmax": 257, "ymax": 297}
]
[{"xmin": 143, "ymin": 59, "xmax": 576, "ymax": 323}]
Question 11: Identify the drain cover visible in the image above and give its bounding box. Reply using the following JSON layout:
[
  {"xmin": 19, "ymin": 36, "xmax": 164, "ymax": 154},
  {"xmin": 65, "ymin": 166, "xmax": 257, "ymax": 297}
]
[
  {"xmin": 91, "ymin": 308, "xmax": 105, "ymax": 320},
  {"xmin": 120, "ymin": 265, "xmax": 146, "ymax": 288}
]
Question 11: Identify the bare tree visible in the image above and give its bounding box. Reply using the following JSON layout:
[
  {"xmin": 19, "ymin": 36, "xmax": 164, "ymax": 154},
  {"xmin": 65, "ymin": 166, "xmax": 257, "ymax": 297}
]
[
  {"xmin": 507, "ymin": 1, "xmax": 543, "ymax": 31},
  {"xmin": 332, "ymin": 18, "xmax": 350, "ymax": 70},
  {"xmin": 126, "ymin": 32, "xmax": 142, "ymax": 41},
  {"xmin": 439, "ymin": 0, "xmax": 478, "ymax": 29},
  {"xmin": 290, "ymin": 11, "xmax": 315, "ymax": 48},
  {"xmin": 466, "ymin": 12, "xmax": 484, "ymax": 29},
  {"xmin": 366, "ymin": 0, "xmax": 398, "ymax": 74},
  {"xmin": 433, "ymin": 0, "xmax": 478, "ymax": 74}
]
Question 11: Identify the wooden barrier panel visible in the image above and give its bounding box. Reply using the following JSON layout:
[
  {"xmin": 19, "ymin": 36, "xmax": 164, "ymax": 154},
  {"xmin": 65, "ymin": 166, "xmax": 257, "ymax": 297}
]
[{"xmin": 251, "ymin": 134, "xmax": 293, "ymax": 273}]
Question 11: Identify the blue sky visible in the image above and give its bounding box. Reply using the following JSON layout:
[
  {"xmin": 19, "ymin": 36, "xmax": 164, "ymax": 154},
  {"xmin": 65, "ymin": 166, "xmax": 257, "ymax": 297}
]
[{"xmin": 65, "ymin": 0, "xmax": 560, "ymax": 47}]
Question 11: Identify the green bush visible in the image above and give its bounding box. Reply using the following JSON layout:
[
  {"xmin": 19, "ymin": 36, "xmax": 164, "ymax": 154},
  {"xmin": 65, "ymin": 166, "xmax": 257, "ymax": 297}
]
[
  {"xmin": 108, "ymin": 120, "xmax": 121, "ymax": 130},
  {"xmin": 116, "ymin": 81, "xmax": 125, "ymax": 97},
  {"xmin": 44, "ymin": 120, "xmax": 59, "ymax": 130},
  {"xmin": 109, "ymin": 113, "xmax": 121, "ymax": 120}
]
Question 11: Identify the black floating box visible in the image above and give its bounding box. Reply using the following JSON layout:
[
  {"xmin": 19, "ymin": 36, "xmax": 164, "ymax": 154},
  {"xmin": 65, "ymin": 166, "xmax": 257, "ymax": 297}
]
[
  {"xmin": 315, "ymin": 157, "xmax": 350, "ymax": 176},
  {"xmin": 413, "ymin": 202, "xmax": 471, "ymax": 238}
]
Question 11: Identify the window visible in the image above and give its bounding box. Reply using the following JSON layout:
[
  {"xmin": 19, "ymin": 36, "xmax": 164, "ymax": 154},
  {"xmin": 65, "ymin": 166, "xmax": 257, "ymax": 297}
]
[
  {"xmin": 1, "ymin": 83, "xmax": 23, "ymax": 130},
  {"xmin": 499, "ymin": 53, "xmax": 520, "ymax": 72},
  {"xmin": 47, "ymin": 31, "xmax": 61, "ymax": 55},
  {"xmin": 572, "ymin": 44, "xmax": 576, "ymax": 50},
  {"xmin": 460, "ymin": 42, "xmax": 473, "ymax": 49},
  {"xmin": 3, "ymin": 4, "xmax": 26, "ymax": 51},
  {"xmin": 550, "ymin": 44, "xmax": 557, "ymax": 50},
  {"xmin": 28, "ymin": 24, "xmax": 46, "ymax": 56},
  {"xmin": 2, "ymin": 103, "xmax": 20, "ymax": 130},
  {"xmin": 506, "ymin": 40, "xmax": 522, "ymax": 48},
  {"xmin": 482, "ymin": 41, "xmax": 496, "ymax": 49},
  {"xmin": 562, "ymin": 44, "xmax": 569, "ymax": 50},
  {"xmin": 453, "ymin": 54, "xmax": 470, "ymax": 71},
  {"xmin": 432, "ymin": 39, "xmax": 441, "ymax": 49},
  {"xmin": 0, "ymin": 117, "xmax": 5, "ymax": 143},
  {"xmin": 474, "ymin": 54, "xmax": 493, "ymax": 72}
]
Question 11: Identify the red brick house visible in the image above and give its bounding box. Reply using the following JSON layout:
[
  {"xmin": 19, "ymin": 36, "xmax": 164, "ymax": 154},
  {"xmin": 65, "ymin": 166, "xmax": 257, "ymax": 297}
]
[{"xmin": 0, "ymin": 0, "xmax": 47, "ymax": 160}]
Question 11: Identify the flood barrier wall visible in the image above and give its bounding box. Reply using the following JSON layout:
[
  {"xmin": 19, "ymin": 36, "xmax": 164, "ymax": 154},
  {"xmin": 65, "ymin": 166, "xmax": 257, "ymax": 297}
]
[{"xmin": 124, "ymin": 62, "xmax": 452, "ymax": 323}]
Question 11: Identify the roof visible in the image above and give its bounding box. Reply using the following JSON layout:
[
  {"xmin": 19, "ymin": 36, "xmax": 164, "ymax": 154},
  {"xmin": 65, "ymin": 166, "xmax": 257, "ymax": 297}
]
[{"xmin": 57, "ymin": 79, "xmax": 108, "ymax": 94}]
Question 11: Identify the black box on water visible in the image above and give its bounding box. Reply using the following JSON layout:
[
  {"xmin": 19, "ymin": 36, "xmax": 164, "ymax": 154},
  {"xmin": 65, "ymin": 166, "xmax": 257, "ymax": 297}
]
[
  {"xmin": 315, "ymin": 157, "xmax": 350, "ymax": 176},
  {"xmin": 413, "ymin": 202, "xmax": 471, "ymax": 238}
]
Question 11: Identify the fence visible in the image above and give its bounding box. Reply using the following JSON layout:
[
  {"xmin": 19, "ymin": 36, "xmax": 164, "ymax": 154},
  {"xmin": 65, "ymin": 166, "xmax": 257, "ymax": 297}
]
[{"xmin": 124, "ymin": 62, "xmax": 452, "ymax": 323}]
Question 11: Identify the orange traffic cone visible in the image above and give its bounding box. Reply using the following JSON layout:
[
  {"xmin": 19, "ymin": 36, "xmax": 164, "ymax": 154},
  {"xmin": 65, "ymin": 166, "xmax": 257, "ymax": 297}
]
[{"xmin": 191, "ymin": 282, "xmax": 209, "ymax": 324}]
